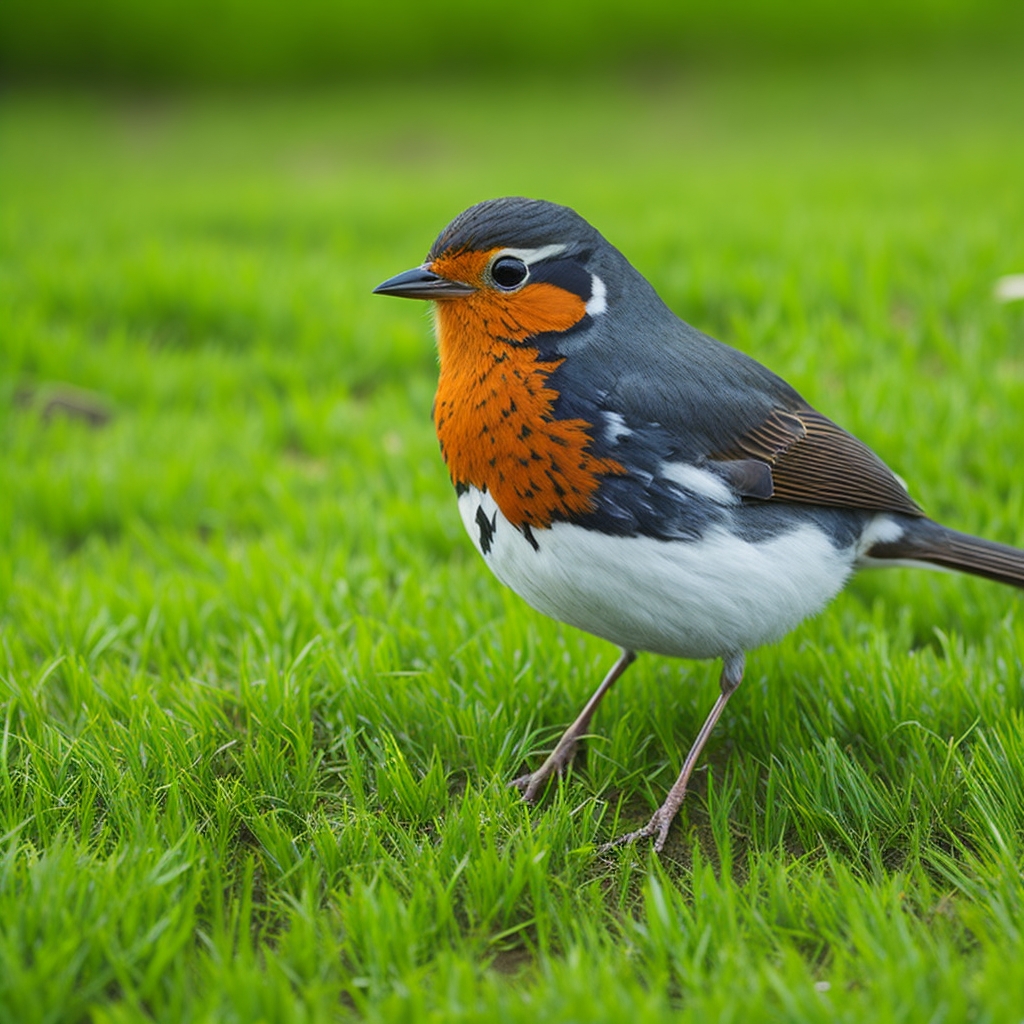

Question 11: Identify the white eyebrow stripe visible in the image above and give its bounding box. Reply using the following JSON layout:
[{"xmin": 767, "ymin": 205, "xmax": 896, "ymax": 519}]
[{"xmin": 496, "ymin": 244, "xmax": 568, "ymax": 265}]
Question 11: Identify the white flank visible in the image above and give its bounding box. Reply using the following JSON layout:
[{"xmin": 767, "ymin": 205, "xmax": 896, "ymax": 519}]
[
  {"xmin": 660, "ymin": 462, "xmax": 738, "ymax": 505},
  {"xmin": 457, "ymin": 487, "xmax": 854, "ymax": 660},
  {"xmin": 586, "ymin": 274, "xmax": 608, "ymax": 316}
]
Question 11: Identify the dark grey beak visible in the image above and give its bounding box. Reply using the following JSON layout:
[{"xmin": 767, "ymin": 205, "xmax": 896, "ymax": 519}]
[{"xmin": 372, "ymin": 265, "xmax": 476, "ymax": 300}]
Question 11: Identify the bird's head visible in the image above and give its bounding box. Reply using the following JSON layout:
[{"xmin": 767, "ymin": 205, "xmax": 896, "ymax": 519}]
[
  {"xmin": 373, "ymin": 197, "xmax": 613, "ymax": 343},
  {"xmin": 372, "ymin": 198, "xmax": 633, "ymax": 528}
]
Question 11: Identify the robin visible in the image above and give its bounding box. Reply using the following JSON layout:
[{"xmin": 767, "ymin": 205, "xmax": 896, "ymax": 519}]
[{"xmin": 374, "ymin": 196, "xmax": 1024, "ymax": 852}]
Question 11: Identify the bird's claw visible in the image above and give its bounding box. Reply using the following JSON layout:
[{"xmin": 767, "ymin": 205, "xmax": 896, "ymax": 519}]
[
  {"xmin": 509, "ymin": 771, "xmax": 537, "ymax": 800},
  {"xmin": 509, "ymin": 739, "xmax": 581, "ymax": 803},
  {"xmin": 597, "ymin": 808, "xmax": 673, "ymax": 855}
]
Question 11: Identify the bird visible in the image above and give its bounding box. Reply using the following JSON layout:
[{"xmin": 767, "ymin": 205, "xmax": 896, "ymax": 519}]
[{"xmin": 373, "ymin": 196, "xmax": 1024, "ymax": 853}]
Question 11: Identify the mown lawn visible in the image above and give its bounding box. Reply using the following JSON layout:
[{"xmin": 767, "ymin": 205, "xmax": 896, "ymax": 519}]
[{"xmin": 2, "ymin": 60, "xmax": 1024, "ymax": 1022}]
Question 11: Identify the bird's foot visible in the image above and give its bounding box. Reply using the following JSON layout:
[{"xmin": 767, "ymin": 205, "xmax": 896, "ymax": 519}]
[
  {"xmin": 510, "ymin": 650, "xmax": 637, "ymax": 805},
  {"xmin": 598, "ymin": 800, "xmax": 680, "ymax": 855},
  {"xmin": 510, "ymin": 737, "xmax": 581, "ymax": 803}
]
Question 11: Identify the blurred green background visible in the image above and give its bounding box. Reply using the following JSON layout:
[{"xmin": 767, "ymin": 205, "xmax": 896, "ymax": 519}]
[{"xmin": 3, "ymin": 0, "xmax": 1024, "ymax": 86}]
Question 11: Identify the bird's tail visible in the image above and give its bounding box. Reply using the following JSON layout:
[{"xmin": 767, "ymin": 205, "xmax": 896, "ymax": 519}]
[{"xmin": 867, "ymin": 517, "xmax": 1024, "ymax": 589}]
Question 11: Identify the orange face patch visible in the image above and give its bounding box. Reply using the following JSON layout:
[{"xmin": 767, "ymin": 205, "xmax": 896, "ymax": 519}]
[
  {"xmin": 429, "ymin": 250, "xmax": 624, "ymax": 528},
  {"xmin": 430, "ymin": 248, "xmax": 589, "ymax": 341}
]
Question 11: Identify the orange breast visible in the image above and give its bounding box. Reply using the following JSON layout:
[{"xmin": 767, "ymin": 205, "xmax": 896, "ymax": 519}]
[{"xmin": 432, "ymin": 282, "xmax": 626, "ymax": 529}]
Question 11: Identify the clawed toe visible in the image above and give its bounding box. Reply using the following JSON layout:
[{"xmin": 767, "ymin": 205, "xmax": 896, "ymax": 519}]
[
  {"xmin": 508, "ymin": 651, "xmax": 636, "ymax": 808},
  {"xmin": 509, "ymin": 743, "xmax": 578, "ymax": 803},
  {"xmin": 509, "ymin": 772, "xmax": 537, "ymax": 799},
  {"xmin": 597, "ymin": 810, "xmax": 671, "ymax": 854}
]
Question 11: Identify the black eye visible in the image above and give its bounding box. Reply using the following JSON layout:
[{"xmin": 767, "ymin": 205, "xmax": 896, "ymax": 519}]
[{"xmin": 491, "ymin": 256, "xmax": 529, "ymax": 290}]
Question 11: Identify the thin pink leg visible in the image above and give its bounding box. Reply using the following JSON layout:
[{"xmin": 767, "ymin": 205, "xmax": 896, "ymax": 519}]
[
  {"xmin": 602, "ymin": 652, "xmax": 745, "ymax": 853},
  {"xmin": 512, "ymin": 649, "xmax": 637, "ymax": 802}
]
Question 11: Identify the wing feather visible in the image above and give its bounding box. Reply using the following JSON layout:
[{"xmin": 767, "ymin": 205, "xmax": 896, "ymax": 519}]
[{"xmin": 714, "ymin": 406, "xmax": 922, "ymax": 516}]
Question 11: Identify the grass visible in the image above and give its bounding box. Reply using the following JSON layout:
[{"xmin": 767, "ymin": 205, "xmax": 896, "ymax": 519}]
[{"xmin": 2, "ymin": 59, "xmax": 1024, "ymax": 1021}]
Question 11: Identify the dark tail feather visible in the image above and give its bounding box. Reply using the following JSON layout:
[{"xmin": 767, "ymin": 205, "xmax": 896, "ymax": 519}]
[{"xmin": 869, "ymin": 518, "xmax": 1024, "ymax": 589}]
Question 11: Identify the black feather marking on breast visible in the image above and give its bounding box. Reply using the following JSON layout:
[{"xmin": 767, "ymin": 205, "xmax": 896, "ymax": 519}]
[{"xmin": 476, "ymin": 505, "xmax": 497, "ymax": 554}]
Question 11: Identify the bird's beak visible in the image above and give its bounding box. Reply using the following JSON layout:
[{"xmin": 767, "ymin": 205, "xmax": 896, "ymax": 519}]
[{"xmin": 372, "ymin": 265, "xmax": 476, "ymax": 300}]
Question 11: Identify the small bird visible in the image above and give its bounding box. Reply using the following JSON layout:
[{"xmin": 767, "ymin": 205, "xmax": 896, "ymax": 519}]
[{"xmin": 374, "ymin": 197, "xmax": 1024, "ymax": 852}]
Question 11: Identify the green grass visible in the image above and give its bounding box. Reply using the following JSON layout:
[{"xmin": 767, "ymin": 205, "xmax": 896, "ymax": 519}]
[{"xmin": 2, "ymin": 59, "xmax": 1024, "ymax": 1022}]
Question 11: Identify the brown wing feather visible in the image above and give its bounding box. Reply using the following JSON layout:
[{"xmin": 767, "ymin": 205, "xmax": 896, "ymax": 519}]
[{"xmin": 714, "ymin": 406, "xmax": 923, "ymax": 516}]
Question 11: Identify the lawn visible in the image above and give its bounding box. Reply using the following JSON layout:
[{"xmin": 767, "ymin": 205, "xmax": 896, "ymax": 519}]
[{"xmin": 2, "ymin": 59, "xmax": 1024, "ymax": 1022}]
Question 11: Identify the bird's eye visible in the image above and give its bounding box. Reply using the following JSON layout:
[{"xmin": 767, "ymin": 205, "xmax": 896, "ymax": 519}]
[{"xmin": 490, "ymin": 256, "xmax": 529, "ymax": 290}]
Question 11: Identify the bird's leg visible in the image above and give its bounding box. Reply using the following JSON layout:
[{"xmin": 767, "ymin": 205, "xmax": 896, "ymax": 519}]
[
  {"xmin": 602, "ymin": 652, "xmax": 745, "ymax": 854},
  {"xmin": 512, "ymin": 648, "xmax": 637, "ymax": 803}
]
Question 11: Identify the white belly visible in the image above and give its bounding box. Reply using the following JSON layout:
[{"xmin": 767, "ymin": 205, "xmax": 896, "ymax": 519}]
[{"xmin": 458, "ymin": 487, "xmax": 856, "ymax": 660}]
